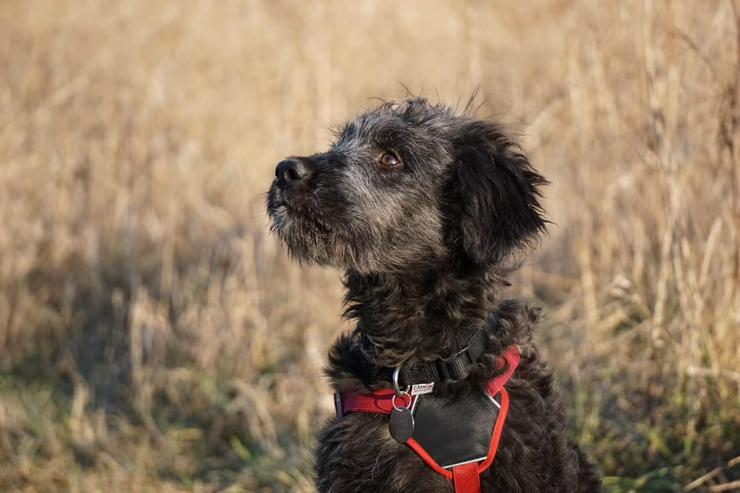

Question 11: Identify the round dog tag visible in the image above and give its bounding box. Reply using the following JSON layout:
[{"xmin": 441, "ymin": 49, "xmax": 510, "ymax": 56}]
[{"xmin": 389, "ymin": 407, "xmax": 415, "ymax": 443}]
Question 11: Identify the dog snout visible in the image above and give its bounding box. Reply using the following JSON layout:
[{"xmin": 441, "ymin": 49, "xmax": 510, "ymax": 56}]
[{"xmin": 275, "ymin": 158, "xmax": 312, "ymax": 188}]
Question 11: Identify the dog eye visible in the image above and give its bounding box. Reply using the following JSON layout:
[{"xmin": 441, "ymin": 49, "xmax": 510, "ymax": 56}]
[{"xmin": 378, "ymin": 151, "xmax": 402, "ymax": 170}]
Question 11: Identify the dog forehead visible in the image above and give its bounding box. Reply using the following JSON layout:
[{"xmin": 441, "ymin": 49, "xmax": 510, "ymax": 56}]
[
  {"xmin": 332, "ymin": 99, "xmax": 454, "ymax": 150},
  {"xmin": 332, "ymin": 112, "xmax": 401, "ymax": 152}
]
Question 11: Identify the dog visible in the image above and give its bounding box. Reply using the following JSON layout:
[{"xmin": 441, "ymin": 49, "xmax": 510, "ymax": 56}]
[{"xmin": 266, "ymin": 98, "xmax": 601, "ymax": 492}]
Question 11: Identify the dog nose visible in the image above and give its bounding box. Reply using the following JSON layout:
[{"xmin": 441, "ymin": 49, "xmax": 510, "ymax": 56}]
[{"xmin": 276, "ymin": 158, "xmax": 311, "ymax": 185}]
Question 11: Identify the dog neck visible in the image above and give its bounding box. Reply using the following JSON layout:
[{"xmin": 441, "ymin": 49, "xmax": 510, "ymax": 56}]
[
  {"xmin": 325, "ymin": 264, "xmax": 537, "ymax": 392},
  {"xmin": 342, "ymin": 266, "xmax": 507, "ymax": 366}
]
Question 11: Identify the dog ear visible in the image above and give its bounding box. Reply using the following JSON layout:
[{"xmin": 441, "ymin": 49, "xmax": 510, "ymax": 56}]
[{"xmin": 449, "ymin": 121, "xmax": 547, "ymax": 265}]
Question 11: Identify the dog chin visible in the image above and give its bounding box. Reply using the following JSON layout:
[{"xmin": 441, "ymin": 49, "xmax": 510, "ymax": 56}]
[
  {"xmin": 269, "ymin": 214, "xmax": 332, "ymax": 264},
  {"xmin": 269, "ymin": 204, "xmax": 376, "ymax": 270}
]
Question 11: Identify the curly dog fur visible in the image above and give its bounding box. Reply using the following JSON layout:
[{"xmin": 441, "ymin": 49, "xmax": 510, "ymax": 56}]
[{"xmin": 266, "ymin": 98, "xmax": 601, "ymax": 492}]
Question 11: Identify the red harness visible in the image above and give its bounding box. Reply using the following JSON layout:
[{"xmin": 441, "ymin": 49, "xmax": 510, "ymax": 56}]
[{"xmin": 336, "ymin": 346, "xmax": 520, "ymax": 493}]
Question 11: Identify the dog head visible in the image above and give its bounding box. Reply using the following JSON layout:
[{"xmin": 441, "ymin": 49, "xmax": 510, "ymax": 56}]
[{"xmin": 266, "ymin": 98, "xmax": 546, "ymax": 273}]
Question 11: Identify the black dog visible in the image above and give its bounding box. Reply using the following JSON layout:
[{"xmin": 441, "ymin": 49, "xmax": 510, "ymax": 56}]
[{"xmin": 267, "ymin": 98, "xmax": 601, "ymax": 492}]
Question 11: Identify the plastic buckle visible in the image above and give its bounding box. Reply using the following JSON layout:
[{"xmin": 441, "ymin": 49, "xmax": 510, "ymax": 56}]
[
  {"xmin": 437, "ymin": 345, "xmax": 472, "ymax": 383},
  {"xmin": 457, "ymin": 346, "xmax": 474, "ymax": 366},
  {"xmin": 435, "ymin": 359, "xmax": 452, "ymax": 382}
]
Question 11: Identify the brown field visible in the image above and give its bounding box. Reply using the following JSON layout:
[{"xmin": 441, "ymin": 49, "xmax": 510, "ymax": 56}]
[{"xmin": 1, "ymin": 1, "xmax": 738, "ymax": 491}]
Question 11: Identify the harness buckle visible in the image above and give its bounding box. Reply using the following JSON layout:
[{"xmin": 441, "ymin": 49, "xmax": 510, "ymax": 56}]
[
  {"xmin": 458, "ymin": 346, "xmax": 474, "ymax": 365},
  {"xmin": 436, "ymin": 345, "xmax": 473, "ymax": 383},
  {"xmin": 435, "ymin": 359, "xmax": 452, "ymax": 382}
]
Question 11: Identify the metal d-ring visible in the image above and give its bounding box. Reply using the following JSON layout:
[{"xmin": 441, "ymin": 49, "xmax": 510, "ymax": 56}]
[
  {"xmin": 392, "ymin": 365, "xmax": 409, "ymax": 396},
  {"xmin": 392, "ymin": 365, "xmax": 411, "ymax": 410}
]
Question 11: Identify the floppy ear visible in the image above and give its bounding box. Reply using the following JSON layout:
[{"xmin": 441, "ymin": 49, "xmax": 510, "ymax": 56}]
[{"xmin": 449, "ymin": 121, "xmax": 547, "ymax": 265}]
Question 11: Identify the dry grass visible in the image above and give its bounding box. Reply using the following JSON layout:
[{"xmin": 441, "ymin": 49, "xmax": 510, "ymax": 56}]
[{"xmin": 0, "ymin": 1, "xmax": 738, "ymax": 491}]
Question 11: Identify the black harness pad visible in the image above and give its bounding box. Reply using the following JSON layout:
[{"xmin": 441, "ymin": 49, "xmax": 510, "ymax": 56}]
[{"xmin": 411, "ymin": 391, "xmax": 501, "ymax": 468}]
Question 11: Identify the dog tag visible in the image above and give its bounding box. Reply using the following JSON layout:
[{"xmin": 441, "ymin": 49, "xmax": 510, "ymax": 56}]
[{"xmin": 389, "ymin": 407, "xmax": 415, "ymax": 443}]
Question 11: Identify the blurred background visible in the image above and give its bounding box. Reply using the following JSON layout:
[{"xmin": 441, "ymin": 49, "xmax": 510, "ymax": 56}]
[{"xmin": 0, "ymin": 1, "xmax": 738, "ymax": 491}]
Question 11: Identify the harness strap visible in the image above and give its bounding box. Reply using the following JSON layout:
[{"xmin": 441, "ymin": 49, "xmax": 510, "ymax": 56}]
[
  {"xmin": 399, "ymin": 313, "xmax": 499, "ymax": 387},
  {"xmin": 337, "ymin": 346, "xmax": 519, "ymax": 420},
  {"xmin": 403, "ymin": 386, "xmax": 511, "ymax": 480},
  {"xmin": 336, "ymin": 346, "xmax": 520, "ymax": 493},
  {"xmin": 336, "ymin": 388, "xmax": 414, "ymax": 416},
  {"xmin": 453, "ymin": 462, "xmax": 481, "ymax": 493}
]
